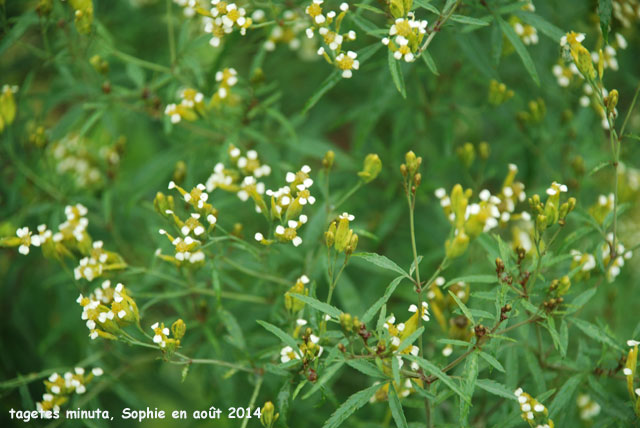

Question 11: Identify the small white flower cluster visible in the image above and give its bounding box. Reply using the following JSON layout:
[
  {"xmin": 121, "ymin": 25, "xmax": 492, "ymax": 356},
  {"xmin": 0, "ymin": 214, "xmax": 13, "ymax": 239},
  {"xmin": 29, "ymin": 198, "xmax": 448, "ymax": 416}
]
[
  {"xmin": 381, "ymin": 13, "xmax": 428, "ymax": 62},
  {"xmin": 78, "ymin": 281, "xmax": 138, "ymax": 340},
  {"xmin": 37, "ymin": 367, "xmax": 103, "ymax": 413},
  {"xmin": 409, "ymin": 301, "xmax": 430, "ymax": 322},
  {"xmin": 511, "ymin": 3, "xmax": 538, "ymax": 45},
  {"xmin": 151, "ymin": 322, "xmax": 172, "ymax": 348},
  {"xmin": 214, "ymin": 67, "xmax": 238, "ymax": 100},
  {"xmin": 514, "ymin": 387, "xmax": 553, "ymax": 427},
  {"xmin": 14, "ymin": 226, "xmax": 42, "ymax": 255},
  {"xmin": 158, "ymin": 229, "xmax": 206, "ymax": 264},
  {"xmin": 74, "ymin": 240, "xmax": 124, "ymax": 281},
  {"xmin": 601, "ymin": 233, "xmax": 633, "ymax": 281},
  {"xmin": 264, "ymin": 10, "xmax": 306, "ymax": 51},
  {"xmin": 50, "ymin": 133, "xmax": 116, "ymax": 188},
  {"xmin": 173, "ymin": 0, "xmax": 197, "ymax": 17},
  {"xmin": 165, "ymin": 88, "xmax": 205, "ymax": 124},
  {"xmin": 434, "ymin": 186, "xmax": 501, "ymax": 233},
  {"xmin": 280, "ymin": 345, "xmax": 302, "ymax": 363},
  {"xmin": 577, "ymin": 394, "xmax": 601, "ymax": 420},
  {"xmin": 305, "ymin": 1, "xmax": 359, "ymax": 78},
  {"xmin": 570, "ymin": 249, "xmax": 596, "ymax": 275},
  {"xmin": 272, "ymin": 215, "xmax": 308, "ymax": 247},
  {"xmin": 613, "ymin": 0, "xmax": 640, "ymax": 28},
  {"xmin": 204, "ymin": 0, "xmax": 252, "ymax": 48},
  {"xmin": 280, "ymin": 331, "xmax": 323, "ymax": 363}
]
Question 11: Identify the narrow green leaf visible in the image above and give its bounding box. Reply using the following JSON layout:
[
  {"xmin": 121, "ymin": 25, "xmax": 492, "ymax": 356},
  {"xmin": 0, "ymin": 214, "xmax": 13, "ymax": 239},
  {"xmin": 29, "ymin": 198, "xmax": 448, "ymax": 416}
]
[
  {"xmin": 219, "ymin": 309, "xmax": 246, "ymax": 350},
  {"xmin": 420, "ymin": 50, "xmax": 439, "ymax": 75},
  {"xmin": 406, "ymin": 355, "xmax": 471, "ymax": 404},
  {"xmin": 391, "ymin": 352, "xmax": 402, "ymax": 386},
  {"xmin": 290, "ymin": 294, "xmax": 342, "ymax": 318},
  {"xmin": 388, "ymin": 384, "xmax": 409, "ymax": 428},
  {"xmin": 497, "ymin": 16, "xmax": 540, "ymax": 85},
  {"xmin": 354, "ymin": 3, "xmax": 386, "ymax": 14},
  {"xmin": 559, "ymin": 320, "xmax": 568, "ymax": 358},
  {"xmin": 450, "ymin": 14, "xmax": 491, "ymax": 27},
  {"xmin": 566, "ymin": 288, "xmax": 597, "ymax": 314},
  {"xmin": 571, "ymin": 318, "xmax": 623, "ymax": 351},
  {"xmin": 460, "ymin": 351, "xmax": 478, "ymax": 424},
  {"xmin": 257, "ymin": 320, "xmax": 299, "ymax": 352},
  {"xmin": 345, "ymin": 359, "xmax": 387, "ymax": 379},
  {"xmin": 444, "ymin": 275, "xmax": 497, "ymax": 289},
  {"xmin": 549, "ymin": 375, "xmax": 583, "ymax": 417},
  {"xmin": 413, "ymin": 0, "xmax": 440, "ymax": 14},
  {"xmin": 514, "ymin": 11, "xmax": 564, "ymax": 42},
  {"xmin": 388, "ymin": 50, "xmax": 407, "ymax": 98},
  {"xmin": 322, "ymin": 383, "xmax": 382, "ymax": 428},
  {"xmin": 476, "ymin": 379, "xmax": 517, "ymax": 400},
  {"xmin": 448, "ymin": 290, "xmax": 475, "ymax": 324},
  {"xmin": 353, "ymin": 252, "xmax": 410, "ymax": 277},
  {"xmin": 478, "ymin": 351, "xmax": 505, "ymax": 373},
  {"xmin": 598, "ymin": 0, "xmax": 612, "ymax": 44},
  {"xmin": 302, "ymin": 71, "xmax": 341, "ymax": 114},
  {"xmin": 362, "ymin": 275, "xmax": 404, "ymax": 324},
  {"xmin": 397, "ymin": 326, "xmax": 424, "ymax": 353}
]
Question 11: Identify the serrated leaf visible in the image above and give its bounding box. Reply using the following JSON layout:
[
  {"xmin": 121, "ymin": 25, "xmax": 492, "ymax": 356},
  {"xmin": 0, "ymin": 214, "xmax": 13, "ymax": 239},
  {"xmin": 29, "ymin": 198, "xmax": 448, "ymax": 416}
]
[
  {"xmin": 478, "ymin": 351, "xmax": 505, "ymax": 373},
  {"xmin": 476, "ymin": 379, "xmax": 517, "ymax": 400},
  {"xmin": 448, "ymin": 290, "xmax": 475, "ymax": 324},
  {"xmin": 460, "ymin": 351, "xmax": 478, "ymax": 424},
  {"xmin": 397, "ymin": 326, "xmax": 424, "ymax": 353},
  {"xmin": 388, "ymin": 384, "xmax": 409, "ymax": 428},
  {"xmin": 345, "ymin": 359, "xmax": 387, "ymax": 379},
  {"xmin": 362, "ymin": 275, "xmax": 404, "ymax": 324},
  {"xmin": 497, "ymin": 16, "xmax": 540, "ymax": 85},
  {"xmin": 290, "ymin": 293, "xmax": 342, "ymax": 318},
  {"xmin": 549, "ymin": 375, "xmax": 583, "ymax": 417},
  {"xmin": 257, "ymin": 320, "xmax": 299, "ymax": 352},
  {"xmin": 322, "ymin": 383, "xmax": 382, "ymax": 428},
  {"xmin": 598, "ymin": 0, "xmax": 612, "ymax": 44},
  {"xmin": 559, "ymin": 320, "xmax": 568, "ymax": 358},
  {"xmin": 444, "ymin": 275, "xmax": 497, "ymax": 289},
  {"xmin": 450, "ymin": 14, "xmax": 491, "ymax": 27},
  {"xmin": 571, "ymin": 318, "xmax": 623, "ymax": 351},
  {"xmin": 566, "ymin": 288, "xmax": 597, "ymax": 314},
  {"xmin": 406, "ymin": 355, "xmax": 471, "ymax": 404},
  {"xmin": 220, "ymin": 309, "xmax": 246, "ymax": 350},
  {"xmin": 302, "ymin": 362, "xmax": 345, "ymax": 399},
  {"xmin": 388, "ymin": 50, "xmax": 407, "ymax": 98},
  {"xmin": 353, "ymin": 252, "xmax": 410, "ymax": 277}
]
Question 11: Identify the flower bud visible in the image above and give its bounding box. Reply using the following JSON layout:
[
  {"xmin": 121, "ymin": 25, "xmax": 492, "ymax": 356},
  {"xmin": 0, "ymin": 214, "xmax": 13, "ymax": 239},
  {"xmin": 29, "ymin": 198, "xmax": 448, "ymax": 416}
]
[
  {"xmin": 154, "ymin": 192, "xmax": 175, "ymax": 216},
  {"xmin": 404, "ymin": 151, "xmax": 421, "ymax": 176},
  {"xmin": 345, "ymin": 233, "xmax": 358, "ymax": 256},
  {"xmin": 478, "ymin": 142, "xmax": 490, "ymax": 160},
  {"xmin": 260, "ymin": 401, "xmax": 279, "ymax": 428},
  {"xmin": 456, "ymin": 143, "xmax": 475, "ymax": 168},
  {"xmin": 606, "ymin": 89, "xmax": 619, "ymax": 112},
  {"xmin": 325, "ymin": 221, "xmax": 336, "ymax": 248},
  {"xmin": 171, "ymin": 319, "xmax": 186, "ymax": 340},
  {"xmin": 173, "ymin": 160, "xmax": 187, "ymax": 184},
  {"xmin": 323, "ymin": 150, "xmax": 335, "ymax": 170},
  {"xmin": 334, "ymin": 216, "xmax": 352, "ymax": 253},
  {"xmin": 445, "ymin": 230, "xmax": 469, "ymax": 259},
  {"xmin": 358, "ymin": 153, "xmax": 382, "ymax": 183}
]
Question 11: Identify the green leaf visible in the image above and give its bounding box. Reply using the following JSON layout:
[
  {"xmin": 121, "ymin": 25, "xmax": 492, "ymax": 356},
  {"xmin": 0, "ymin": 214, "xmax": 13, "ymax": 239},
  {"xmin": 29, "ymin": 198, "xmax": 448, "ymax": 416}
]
[
  {"xmin": 302, "ymin": 71, "xmax": 341, "ymax": 114},
  {"xmin": 391, "ymin": 352, "xmax": 402, "ymax": 386},
  {"xmin": 413, "ymin": 0, "xmax": 440, "ymax": 14},
  {"xmin": 397, "ymin": 326, "xmax": 424, "ymax": 353},
  {"xmin": 345, "ymin": 359, "xmax": 387, "ymax": 379},
  {"xmin": 444, "ymin": 275, "xmax": 497, "ymax": 289},
  {"xmin": 478, "ymin": 351, "xmax": 505, "ymax": 373},
  {"xmin": 354, "ymin": 3, "xmax": 386, "ymax": 14},
  {"xmin": 302, "ymin": 362, "xmax": 345, "ymax": 400},
  {"xmin": 598, "ymin": 0, "xmax": 612, "ymax": 45},
  {"xmin": 353, "ymin": 252, "xmax": 410, "ymax": 278},
  {"xmin": 524, "ymin": 349, "xmax": 546, "ymax": 394},
  {"xmin": 0, "ymin": 11, "xmax": 38, "ymax": 57},
  {"xmin": 362, "ymin": 275, "xmax": 404, "ymax": 324},
  {"xmin": 388, "ymin": 384, "xmax": 409, "ymax": 428},
  {"xmin": 587, "ymin": 160, "xmax": 610, "ymax": 176},
  {"xmin": 476, "ymin": 379, "xmax": 517, "ymax": 400},
  {"xmin": 406, "ymin": 355, "xmax": 471, "ymax": 404},
  {"xmin": 571, "ymin": 318, "xmax": 623, "ymax": 351},
  {"xmin": 519, "ymin": 298, "xmax": 546, "ymax": 319},
  {"xmin": 219, "ymin": 309, "xmax": 246, "ymax": 350},
  {"xmin": 514, "ymin": 11, "xmax": 564, "ymax": 42},
  {"xmin": 549, "ymin": 375, "xmax": 583, "ymax": 417},
  {"xmin": 257, "ymin": 320, "xmax": 299, "ymax": 352},
  {"xmin": 559, "ymin": 320, "xmax": 569, "ymax": 358},
  {"xmin": 322, "ymin": 383, "xmax": 382, "ymax": 428},
  {"xmin": 420, "ymin": 50, "xmax": 439, "ymax": 75},
  {"xmin": 450, "ymin": 14, "xmax": 491, "ymax": 27},
  {"xmin": 543, "ymin": 317, "xmax": 561, "ymax": 355},
  {"xmin": 566, "ymin": 288, "xmax": 597, "ymax": 314},
  {"xmin": 497, "ymin": 16, "xmax": 540, "ymax": 85},
  {"xmin": 388, "ymin": 50, "xmax": 407, "ymax": 98},
  {"xmin": 290, "ymin": 294, "xmax": 342, "ymax": 319},
  {"xmin": 448, "ymin": 290, "xmax": 475, "ymax": 324},
  {"xmin": 460, "ymin": 351, "xmax": 478, "ymax": 424}
]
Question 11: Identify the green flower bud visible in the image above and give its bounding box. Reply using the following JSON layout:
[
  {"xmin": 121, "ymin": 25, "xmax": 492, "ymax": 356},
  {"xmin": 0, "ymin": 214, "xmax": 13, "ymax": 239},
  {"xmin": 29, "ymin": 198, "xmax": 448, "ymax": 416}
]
[
  {"xmin": 153, "ymin": 192, "xmax": 175, "ymax": 216},
  {"xmin": 456, "ymin": 143, "xmax": 475, "ymax": 168},
  {"xmin": 404, "ymin": 151, "xmax": 421, "ymax": 176},
  {"xmin": 323, "ymin": 150, "xmax": 335, "ymax": 170},
  {"xmin": 478, "ymin": 142, "xmax": 490, "ymax": 160},
  {"xmin": 260, "ymin": 402, "xmax": 278, "ymax": 428},
  {"xmin": 171, "ymin": 319, "xmax": 186, "ymax": 340},
  {"xmin": 334, "ymin": 214, "xmax": 354, "ymax": 253},
  {"xmin": 445, "ymin": 230, "xmax": 469, "ymax": 259},
  {"xmin": 606, "ymin": 89, "xmax": 619, "ymax": 112},
  {"xmin": 325, "ymin": 221, "xmax": 336, "ymax": 248},
  {"xmin": 345, "ymin": 233, "xmax": 358, "ymax": 256},
  {"xmin": 358, "ymin": 153, "xmax": 382, "ymax": 183}
]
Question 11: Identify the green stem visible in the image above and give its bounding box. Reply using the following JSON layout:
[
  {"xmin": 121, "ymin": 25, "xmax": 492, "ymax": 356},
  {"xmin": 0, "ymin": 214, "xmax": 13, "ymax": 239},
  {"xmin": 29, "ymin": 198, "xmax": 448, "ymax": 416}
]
[
  {"xmin": 240, "ymin": 376, "xmax": 263, "ymax": 428},
  {"xmin": 333, "ymin": 181, "xmax": 363, "ymax": 210},
  {"xmin": 166, "ymin": 0, "xmax": 176, "ymax": 66}
]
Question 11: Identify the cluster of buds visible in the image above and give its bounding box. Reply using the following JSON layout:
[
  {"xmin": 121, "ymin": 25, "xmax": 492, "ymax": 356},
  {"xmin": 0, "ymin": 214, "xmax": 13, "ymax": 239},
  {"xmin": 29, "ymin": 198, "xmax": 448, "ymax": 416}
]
[
  {"xmin": 528, "ymin": 181, "xmax": 576, "ymax": 239},
  {"xmin": 561, "ymin": 32, "xmax": 596, "ymax": 81},
  {"xmin": 74, "ymin": 240, "xmax": 126, "ymax": 281},
  {"xmin": 151, "ymin": 319, "xmax": 186, "ymax": 353},
  {"xmin": 212, "ymin": 68, "xmax": 239, "ymax": 103},
  {"xmin": 576, "ymin": 394, "xmax": 601, "ymax": 420},
  {"xmin": 77, "ymin": 281, "xmax": 139, "ymax": 340},
  {"xmin": 259, "ymin": 401, "xmax": 279, "ymax": 428},
  {"xmin": 508, "ymin": 2, "xmax": 538, "ymax": 45},
  {"xmin": 357, "ymin": 154, "xmax": 382, "ymax": 183},
  {"xmin": 516, "ymin": 98, "xmax": 546, "ymax": 125},
  {"xmin": 514, "ymin": 388, "xmax": 554, "ymax": 427},
  {"xmin": 37, "ymin": 367, "xmax": 103, "ymax": 414},
  {"xmin": 49, "ymin": 133, "xmax": 123, "ymax": 189},
  {"xmin": 201, "ymin": 0, "xmax": 252, "ymax": 48},
  {"xmin": 173, "ymin": 0, "xmax": 198, "ymax": 17},
  {"xmin": 382, "ymin": 0, "xmax": 428, "ymax": 63},
  {"xmin": 164, "ymin": 88, "xmax": 205, "ymax": 124},
  {"xmin": 206, "ymin": 145, "xmax": 271, "ymax": 198},
  {"xmin": 401, "ymin": 151, "xmax": 422, "ymax": 195},
  {"xmin": 305, "ymin": 1, "xmax": 359, "ymax": 78},
  {"xmin": 548, "ymin": 275, "xmax": 571, "ymax": 298},
  {"xmin": 157, "ymin": 229, "xmax": 206, "ymax": 266},
  {"xmin": 66, "ymin": 0, "xmax": 94, "ymax": 34},
  {"xmin": 280, "ymin": 328, "xmax": 323, "ymax": 381},
  {"xmin": 325, "ymin": 213, "xmax": 358, "ymax": 256},
  {"xmin": 284, "ymin": 275, "xmax": 310, "ymax": 314},
  {"xmin": 601, "ymin": 233, "xmax": 633, "ymax": 282},
  {"xmin": 263, "ymin": 10, "xmax": 306, "ymax": 51},
  {"xmin": 623, "ymin": 339, "xmax": 640, "ymax": 417},
  {"xmin": 0, "ymin": 84, "xmax": 17, "ymax": 133},
  {"xmin": 370, "ymin": 378, "xmax": 417, "ymax": 402},
  {"xmin": 339, "ymin": 312, "xmax": 362, "ymax": 335},
  {"xmin": 488, "ymin": 80, "xmax": 514, "ymax": 106}
]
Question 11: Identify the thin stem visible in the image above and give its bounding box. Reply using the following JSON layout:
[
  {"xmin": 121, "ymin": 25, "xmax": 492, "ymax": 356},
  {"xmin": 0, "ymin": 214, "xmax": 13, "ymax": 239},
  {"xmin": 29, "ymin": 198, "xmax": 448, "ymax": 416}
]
[
  {"xmin": 240, "ymin": 376, "xmax": 263, "ymax": 428},
  {"xmin": 418, "ymin": 0, "xmax": 461, "ymax": 55},
  {"xmin": 333, "ymin": 181, "xmax": 363, "ymax": 210},
  {"xmin": 166, "ymin": 0, "xmax": 176, "ymax": 66}
]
